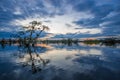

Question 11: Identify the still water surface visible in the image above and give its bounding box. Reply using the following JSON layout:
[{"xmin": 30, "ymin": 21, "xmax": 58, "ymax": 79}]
[{"xmin": 0, "ymin": 43, "xmax": 120, "ymax": 80}]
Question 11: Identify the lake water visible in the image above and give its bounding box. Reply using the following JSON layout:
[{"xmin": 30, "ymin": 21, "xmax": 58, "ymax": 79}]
[{"xmin": 0, "ymin": 43, "xmax": 120, "ymax": 80}]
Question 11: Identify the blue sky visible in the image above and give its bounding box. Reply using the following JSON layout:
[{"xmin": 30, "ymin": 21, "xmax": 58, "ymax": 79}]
[{"xmin": 0, "ymin": 0, "xmax": 120, "ymax": 38}]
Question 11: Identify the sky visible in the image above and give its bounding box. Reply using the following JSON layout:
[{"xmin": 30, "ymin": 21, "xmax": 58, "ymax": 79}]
[{"xmin": 0, "ymin": 0, "xmax": 120, "ymax": 38}]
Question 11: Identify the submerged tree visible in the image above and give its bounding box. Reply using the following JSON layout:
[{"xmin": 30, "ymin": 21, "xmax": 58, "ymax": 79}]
[{"xmin": 14, "ymin": 21, "xmax": 50, "ymax": 74}]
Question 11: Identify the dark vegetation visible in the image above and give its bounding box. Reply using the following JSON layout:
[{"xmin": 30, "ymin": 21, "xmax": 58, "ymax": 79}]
[
  {"xmin": 100, "ymin": 37, "xmax": 120, "ymax": 46},
  {"xmin": 39, "ymin": 38, "xmax": 79, "ymax": 46},
  {"xmin": 82, "ymin": 37, "xmax": 120, "ymax": 47},
  {"xmin": 83, "ymin": 40, "xmax": 100, "ymax": 45},
  {"xmin": 0, "ymin": 37, "xmax": 120, "ymax": 47}
]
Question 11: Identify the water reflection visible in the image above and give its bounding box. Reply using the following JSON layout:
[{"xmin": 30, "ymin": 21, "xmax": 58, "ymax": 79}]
[
  {"xmin": 16, "ymin": 43, "xmax": 50, "ymax": 74},
  {"xmin": 0, "ymin": 43, "xmax": 120, "ymax": 80}
]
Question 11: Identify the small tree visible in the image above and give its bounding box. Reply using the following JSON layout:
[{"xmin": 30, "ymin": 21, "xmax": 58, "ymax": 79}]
[
  {"xmin": 17, "ymin": 21, "xmax": 49, "ymax": 45},
  {"xmin": 13, "ymin": 21, "xmax": 50, "ymax": 73}
]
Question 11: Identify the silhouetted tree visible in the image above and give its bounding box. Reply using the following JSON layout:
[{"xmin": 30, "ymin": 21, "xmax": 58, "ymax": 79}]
[
  {"xmin": 14, "ymin": 21, "xmax": 50, "ymax": 73},
  {"xmin": 16, "ymin": 21, "xmax": 49, "ymax": 45}
]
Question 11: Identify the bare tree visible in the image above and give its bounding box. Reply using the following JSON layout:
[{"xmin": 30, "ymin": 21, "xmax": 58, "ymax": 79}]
[
  {"xmin": 17, "ymin": 21, "xmax": 50, "ymax": 45},
  {"xmin": 16, "ymin": 21, "xmax": 50, "ymax": 74}
]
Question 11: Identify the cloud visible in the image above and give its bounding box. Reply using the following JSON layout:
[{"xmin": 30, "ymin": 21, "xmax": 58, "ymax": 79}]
[
  {"xmin": 78, "ymin": 28, "xmax": 102, "ymax": 34},
  {"xmin": 72, "ymin": 0, "xmax": 120, "ymax": 36},
  {"xmin": 65, "ymin": 23, "xmax": 74, "ymax": 28},
  {"xmin": 73, "ymin": 0, "xmax": 95, "ymax": 12},
  {"xmin": 0, "ymin": 0, "xmax": 120, "ymax": 38},
  {"xmin": 10, "ymin": 5, "xmax": 94, "ymax": 34},
  {"xmin": 13, "ymin": 7, "xmax": 23, "ymax": 15}
]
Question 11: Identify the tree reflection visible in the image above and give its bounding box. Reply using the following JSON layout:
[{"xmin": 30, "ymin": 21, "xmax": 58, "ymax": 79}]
[
  {"xmin": 0, "ymin": 38, "xmax": 6, "ymax": 49},
  {"xmin": 17, "ymin": 43, "xmax": 50, "ymax": 74}
]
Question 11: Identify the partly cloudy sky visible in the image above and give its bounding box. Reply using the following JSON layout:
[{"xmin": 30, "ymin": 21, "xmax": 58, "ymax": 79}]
[{"xmin": 0, "ymin": 0, "xmax": 120, "ymax": 38}]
